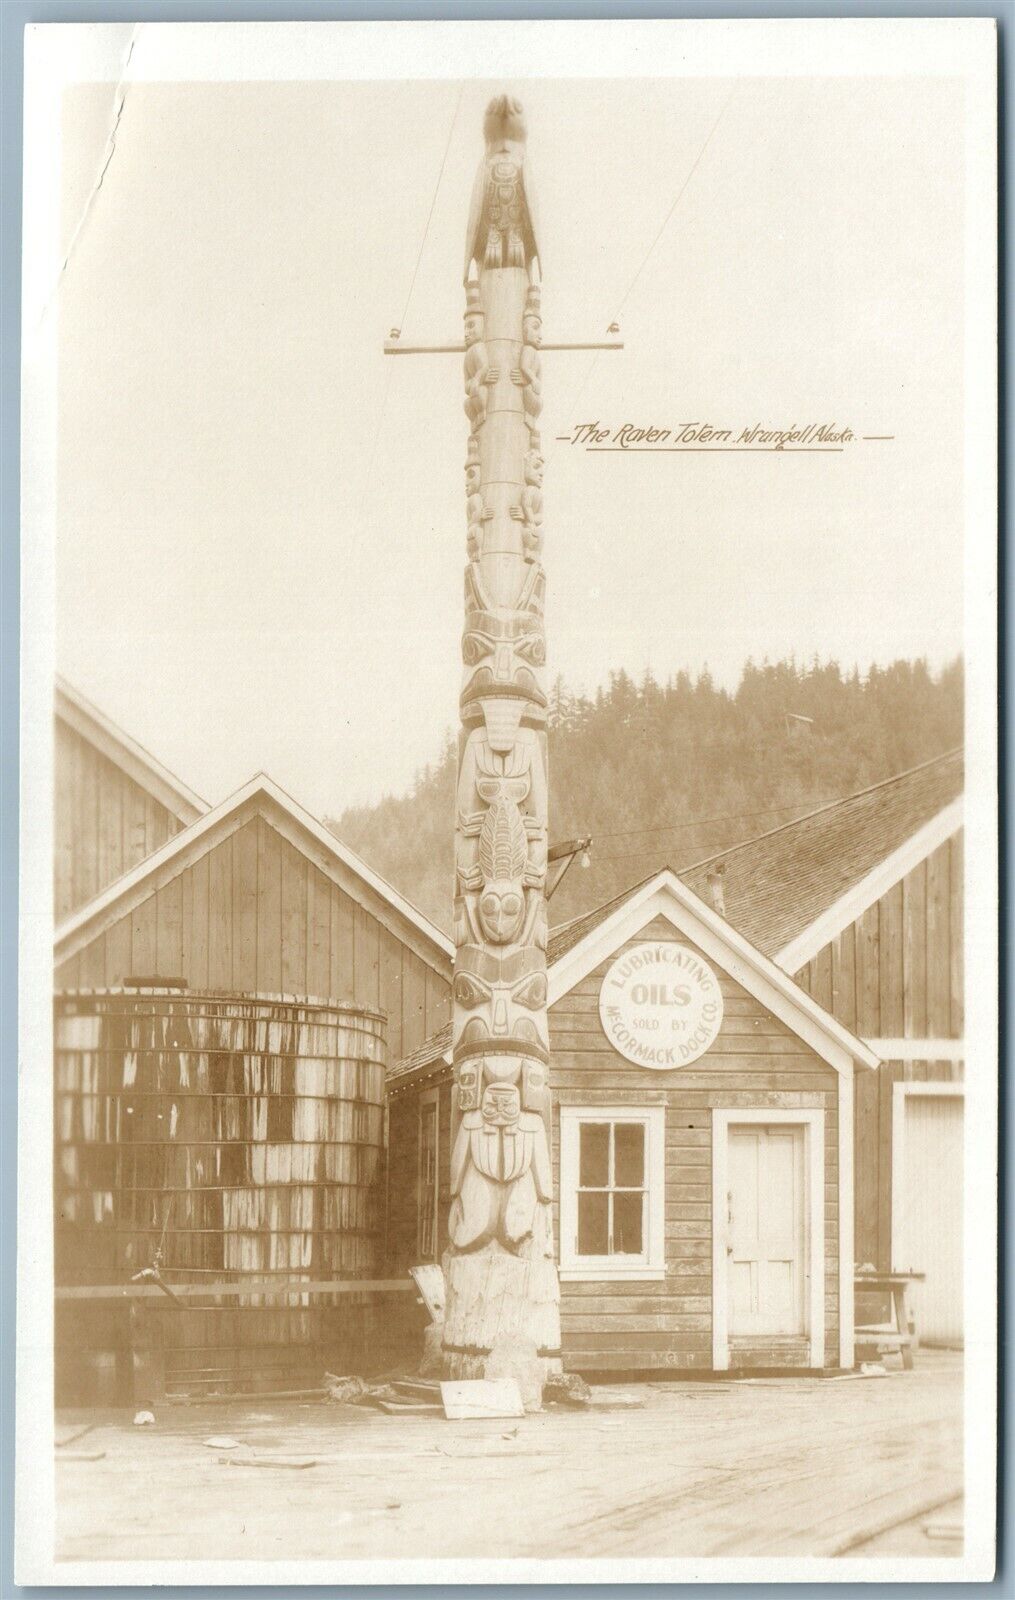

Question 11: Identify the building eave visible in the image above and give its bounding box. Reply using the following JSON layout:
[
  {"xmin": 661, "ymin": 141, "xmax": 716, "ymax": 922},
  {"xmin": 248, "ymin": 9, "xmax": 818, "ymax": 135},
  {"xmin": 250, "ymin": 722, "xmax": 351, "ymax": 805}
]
[
  {"xmin": 54, "ymin": 772, "xmax": 455, "ymax": 977},
  {"xmin": 55, "ymin": 677, "xmax": 208, "ymax": 825}
]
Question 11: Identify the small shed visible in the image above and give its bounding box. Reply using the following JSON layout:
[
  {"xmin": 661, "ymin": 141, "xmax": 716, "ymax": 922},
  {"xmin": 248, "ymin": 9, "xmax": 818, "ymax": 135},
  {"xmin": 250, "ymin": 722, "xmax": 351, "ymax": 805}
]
[{"xmin": 388, "ymin": 869, "xmax": 877, "ymax": 1373}]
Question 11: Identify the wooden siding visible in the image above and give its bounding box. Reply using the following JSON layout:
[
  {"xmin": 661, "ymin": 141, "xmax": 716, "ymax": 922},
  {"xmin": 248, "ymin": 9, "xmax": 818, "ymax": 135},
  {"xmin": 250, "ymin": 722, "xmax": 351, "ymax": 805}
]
[
  {"xmin": 553, "ymin": 918, "xmax": 840, "ymax": 1372},
  {"xmin": 54, "ymin": 813, "xmax": 451, "ymax": 1063},
  {"xmin": 55, "ymin": 718, "xmax": 184, "ymax": 919},
  {"xmin": 794, "ymin": 834, "xmax": 963, "ymax": 1043},
  {"xmin": 387, "ymin": 914, "xmax": 842, "ymax": 1373},
  {"xmin": 793, "ymin": 830, "xmax": 964, "ymax": 1273}
]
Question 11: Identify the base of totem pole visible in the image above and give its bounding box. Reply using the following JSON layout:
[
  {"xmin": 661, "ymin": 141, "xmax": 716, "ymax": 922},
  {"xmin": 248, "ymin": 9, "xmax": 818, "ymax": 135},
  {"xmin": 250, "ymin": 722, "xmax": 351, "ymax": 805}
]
[{"xmin": 440, "ymin": 1243, "xmax": 562, "ymax": 1392}]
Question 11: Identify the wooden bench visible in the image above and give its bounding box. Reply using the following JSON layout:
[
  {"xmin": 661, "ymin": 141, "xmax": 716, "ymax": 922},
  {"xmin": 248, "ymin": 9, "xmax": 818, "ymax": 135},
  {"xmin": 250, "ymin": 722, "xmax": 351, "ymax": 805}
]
[{"xmin": 854, "ymin": 1268, "xmax": 925, "ymax": 1370}]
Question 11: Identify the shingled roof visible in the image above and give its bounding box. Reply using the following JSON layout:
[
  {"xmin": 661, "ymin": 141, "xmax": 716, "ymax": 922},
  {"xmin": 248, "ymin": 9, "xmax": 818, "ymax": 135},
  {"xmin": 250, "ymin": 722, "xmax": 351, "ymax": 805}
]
[
  {"xmin": 388, "ymin": 748, "xmax": 963, "ymax": 1088},
  {"xmin": 680, "ymin": 747, "xmax": 963, "ymax": 961}
]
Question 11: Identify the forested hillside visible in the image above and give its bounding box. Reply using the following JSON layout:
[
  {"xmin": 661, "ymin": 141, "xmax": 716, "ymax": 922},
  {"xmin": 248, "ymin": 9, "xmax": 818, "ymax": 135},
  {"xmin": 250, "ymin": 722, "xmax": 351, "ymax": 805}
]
[{"xmin": 328, "ymin": 656, "xmax": 963, "ymax": 932}]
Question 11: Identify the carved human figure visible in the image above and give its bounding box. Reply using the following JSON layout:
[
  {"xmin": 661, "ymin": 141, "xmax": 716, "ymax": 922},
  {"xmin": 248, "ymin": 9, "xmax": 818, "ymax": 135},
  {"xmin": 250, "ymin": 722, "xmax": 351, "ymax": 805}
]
[
  {"xmin": 510, "ymin": 449, "xmax": 544, "ymax": 561},
  {"xmin": 464, "ymin": 440, "xmax": 492, "ymax": 558},
  {"xmin": 463, "ymin": 294, "xmax": 498, "ymax": 429},
  {"xmin": 448, "ymin": 1063, "xmax": 553, "ymax": 1253},
  {"xmin": 512, "ymin": 294, "xmax": 543, "ymax": 430}
]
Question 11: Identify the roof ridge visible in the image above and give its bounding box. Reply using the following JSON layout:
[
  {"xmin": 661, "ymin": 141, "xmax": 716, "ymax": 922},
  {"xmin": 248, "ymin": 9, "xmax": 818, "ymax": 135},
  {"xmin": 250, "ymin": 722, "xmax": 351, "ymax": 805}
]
[
  {"xmin": 55, "ymin": 675, "xmax": 209, "ymax": 818},
  {"xmin": 549, "ymin": 867, "xmax": 661, "ymax": 937},
  {"xmin": 678, "ymin": 746, "xmax": 963, "ymax": 878}
]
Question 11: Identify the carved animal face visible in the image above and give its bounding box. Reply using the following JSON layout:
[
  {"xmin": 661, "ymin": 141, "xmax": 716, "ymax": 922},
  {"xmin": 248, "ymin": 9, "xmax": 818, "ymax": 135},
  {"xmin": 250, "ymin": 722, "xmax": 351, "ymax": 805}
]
[
  {"xmin": 481, "ymin": 1082, "xmax": 521, "ymax": 1127},
  {"xmin": 457, "ymin": 1060, "xmax": 481, "ymax": 1111},
  {"xmin": 453, "ymin": 956, "xmax": 548, "ymax": 1052},
  {"xmin": 461, "ymin": 610, "xmax": 546, "ymax": 711},
  {"xmin": 465, "ymin": 458, "xmax": 481, "ymax": 496},
  {"xmin": 483, "ymin": 95, "xmax": 527, "ymax": 149},
  {"xmin": 478, "ymin": 880, "xmax": 526, "ymax": 944}
]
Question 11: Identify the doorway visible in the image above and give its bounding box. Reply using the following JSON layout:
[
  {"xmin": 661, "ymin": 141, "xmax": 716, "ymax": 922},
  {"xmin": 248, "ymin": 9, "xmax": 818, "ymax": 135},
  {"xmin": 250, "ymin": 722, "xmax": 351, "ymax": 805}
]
[
  {"xmin": 892, "ymin": 1084, "xmax": 964, "ymax": 1347},
  {"xmin": 712, "ymin": 1109, "xmax": 825, "ymax": 1369}
]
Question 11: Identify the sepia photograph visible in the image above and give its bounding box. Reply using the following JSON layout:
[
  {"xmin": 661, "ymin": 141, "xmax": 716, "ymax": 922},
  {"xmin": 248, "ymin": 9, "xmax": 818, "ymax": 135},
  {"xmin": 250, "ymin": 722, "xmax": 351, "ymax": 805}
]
[{"xmin": 16, "ymin": 17, "xmax": 997, "ymax": 1585}]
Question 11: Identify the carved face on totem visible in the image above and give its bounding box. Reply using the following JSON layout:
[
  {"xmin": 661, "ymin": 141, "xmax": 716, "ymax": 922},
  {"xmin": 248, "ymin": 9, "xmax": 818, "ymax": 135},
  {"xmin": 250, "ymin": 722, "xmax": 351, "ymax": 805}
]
[
  {"xmin": 481, "ymin": 1082, "xmax": 521, "ymax": 1127},
  {"xmin": 453, "ymin": 945, "xmax": 548, "ymax": 1053},
  {"xmin": 465, "ymin": 437, "xmax": 481, "ymax": 497},
  {"xmin": 524, "ymin": 450, "xmax": 544, "ymax": 489},
  {"xmin": 484, "ymin": 94, "xmax": 527, "ymax": 150},
  {"xmin": 522, "ymin": 311, "xmax": 542, "ymax": 349},
  {"xmin": 457, "ymin": 1058, "xmax": 481, "ymax": 1112},
  {"xmin": 464, "ymin": 310, "xmax": 485, "ymax": 348},
  {"xmin": 478, "ymin": 880, "xmax": 526, "ymax": 945},
  {"xmin": 461, "ymin": 609, "xmax": 546, "ymax": 710}
]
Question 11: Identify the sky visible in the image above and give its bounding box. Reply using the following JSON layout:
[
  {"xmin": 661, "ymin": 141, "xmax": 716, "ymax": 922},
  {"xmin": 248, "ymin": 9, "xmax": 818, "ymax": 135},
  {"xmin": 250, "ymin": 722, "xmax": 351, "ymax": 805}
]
[{"xmin": 56, "ymin": 73, "xmax": 964, "ymax": 816}]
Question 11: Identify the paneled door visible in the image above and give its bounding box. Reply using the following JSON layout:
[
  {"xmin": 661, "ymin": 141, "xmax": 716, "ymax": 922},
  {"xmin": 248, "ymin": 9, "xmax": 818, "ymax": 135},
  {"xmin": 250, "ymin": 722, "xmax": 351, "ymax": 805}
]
[
  {"xmin": 727, "ymin": 1124, "xmax": 807, "ymax": 1336},
  {"xmin": 893, "ymin": 1089, "xmax": 963, "ymax": 1346}
]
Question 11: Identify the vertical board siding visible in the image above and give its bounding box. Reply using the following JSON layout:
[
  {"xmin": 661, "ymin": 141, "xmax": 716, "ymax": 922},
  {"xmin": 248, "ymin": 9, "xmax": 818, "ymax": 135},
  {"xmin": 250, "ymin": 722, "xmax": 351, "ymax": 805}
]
[
  {"xmin": 155, "ymin": 874, "xmax": 185, "ymax": 979},
  {"xmin": 55, "ymin": 815, "xmax": 451, "ymax": 1034},
  {"xmin": 378, "ymin": 931, "xmax": 404, "ymax": 1063},
  {"xmin": 401, "ymin": 953, "xmax": 428, "ymax": 1058},
  {"xmin": 54, "ymin": 719, "xmax": 186, "ymax": 920},
  {"xmin": 797, "ymin": 828, "xmax": 963, "ymax": 1276},
  {"xmin": 949, "ymin": 832, "xmax": 964, "ymax": 1036},
  {"xmin": 280, "ymin": 841, "xmax": 308, "ymax": 993},
  {"xmin": 231, "ymin": 822, "xmax": 259, "ymax": 993},
  {"xmin": 354, "ymin": 906, "xmax": 381, "ymax": 1013},
  {"xmin": 425, "ymin": 967, "xmax": 452, "ymax": 1036},
  {"xmin": 255, "ymin": 819, "xmax": 282, "ymax": 995},
  {"xmin": 307, "ymin": 867, "xmax": 333, "ymax": 1001},
  {"xmin": 925, "ymin": 840, "xmax": 952, "ymax": 1037},
  {"xmin": 207, "ymin": 835, "xmax": 234, "ymax": 989}
]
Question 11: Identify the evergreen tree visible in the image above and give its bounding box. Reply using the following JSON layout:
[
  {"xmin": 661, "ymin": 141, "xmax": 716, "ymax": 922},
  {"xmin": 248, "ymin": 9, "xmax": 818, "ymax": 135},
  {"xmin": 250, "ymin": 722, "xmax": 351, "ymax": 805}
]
[{"xmin": 326, "ymin": 655, "xmax": 964, "ymax": 933}]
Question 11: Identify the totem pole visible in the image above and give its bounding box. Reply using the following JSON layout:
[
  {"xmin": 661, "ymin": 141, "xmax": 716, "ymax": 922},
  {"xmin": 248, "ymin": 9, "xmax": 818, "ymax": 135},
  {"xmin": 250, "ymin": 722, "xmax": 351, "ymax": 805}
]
[{"xmin": 442, "ymin": 96, "xmax": 561, "ymax": 1383}]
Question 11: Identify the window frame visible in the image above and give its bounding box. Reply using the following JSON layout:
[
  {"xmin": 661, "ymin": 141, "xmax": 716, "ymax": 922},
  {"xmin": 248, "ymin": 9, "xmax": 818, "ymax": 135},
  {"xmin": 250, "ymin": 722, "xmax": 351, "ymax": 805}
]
[{"xmin": 558, "ymin": 1104, "xmax": 666, "ymax": 1280}]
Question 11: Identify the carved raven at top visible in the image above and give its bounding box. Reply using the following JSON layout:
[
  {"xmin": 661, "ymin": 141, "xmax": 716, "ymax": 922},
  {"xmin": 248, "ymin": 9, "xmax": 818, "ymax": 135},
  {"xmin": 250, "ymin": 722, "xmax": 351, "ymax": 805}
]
[{"xmin": 464, "ymin": 95, "xmax": 542, "ymax": 284}]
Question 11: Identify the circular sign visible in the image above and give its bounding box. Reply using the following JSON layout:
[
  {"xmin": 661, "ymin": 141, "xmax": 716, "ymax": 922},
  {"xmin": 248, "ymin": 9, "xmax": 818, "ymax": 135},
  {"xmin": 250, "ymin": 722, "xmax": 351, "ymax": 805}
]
[{"xmin": 599, "ymin": 942, "xmax": 724, "ymax": 1069}]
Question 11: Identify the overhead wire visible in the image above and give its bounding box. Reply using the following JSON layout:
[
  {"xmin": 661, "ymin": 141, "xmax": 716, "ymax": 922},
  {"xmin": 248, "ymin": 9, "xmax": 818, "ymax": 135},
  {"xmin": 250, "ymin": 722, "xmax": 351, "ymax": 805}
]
[
  {"xmin": 562, "ymin": 84, "xmax": 736, "ymax": 421},
  {"xmin": 364, "ymin": 82, "xmax": 465, "ymax": 485},
  {"xmin": 593, "ymin": 799, "xmax": 811, "ymax": 842}
]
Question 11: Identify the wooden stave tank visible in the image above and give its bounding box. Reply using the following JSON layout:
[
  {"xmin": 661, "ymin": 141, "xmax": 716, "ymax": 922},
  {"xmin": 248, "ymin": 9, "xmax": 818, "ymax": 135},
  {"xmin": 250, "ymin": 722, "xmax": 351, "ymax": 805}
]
[{"xmin": 54, "ymin": 987, "xmax": 386, "ymax": 1403}]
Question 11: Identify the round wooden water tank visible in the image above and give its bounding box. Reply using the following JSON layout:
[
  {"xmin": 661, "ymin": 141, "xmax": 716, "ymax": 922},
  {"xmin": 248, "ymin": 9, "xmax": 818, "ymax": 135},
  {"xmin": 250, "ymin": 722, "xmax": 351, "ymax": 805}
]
[{"xmin": 54, "ymin": 988, "xmax": 386, "ymax": 1403}]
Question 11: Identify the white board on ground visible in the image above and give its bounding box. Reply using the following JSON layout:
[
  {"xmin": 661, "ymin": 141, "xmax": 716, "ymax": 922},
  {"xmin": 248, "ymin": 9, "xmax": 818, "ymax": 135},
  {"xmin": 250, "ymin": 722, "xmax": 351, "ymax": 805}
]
[{"xmin": 440, "ymin": 1379, "xmax": 524, "ymax": 1420}]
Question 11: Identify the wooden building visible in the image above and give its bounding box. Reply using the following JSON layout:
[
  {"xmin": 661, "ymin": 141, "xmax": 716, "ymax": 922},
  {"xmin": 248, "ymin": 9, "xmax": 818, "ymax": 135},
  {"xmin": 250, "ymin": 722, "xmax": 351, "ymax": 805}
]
[
  {"xmin": 388, "ymin": 869, "xmax": 877, "ymax": 1373},
  {"xmin": 55, "ymin": 677, "xmax": 208, "ymax": 920},
  {"xmin": 54, "ymin": 772, "xmax": 453, "ymax": 1064},
  {"xmin": 682, "ymin": 749, "xmax": 964, "ymax": 1345},
  {"xmin": 54, "ymin": 753, "xmax": 454, "ymax": 1400}
]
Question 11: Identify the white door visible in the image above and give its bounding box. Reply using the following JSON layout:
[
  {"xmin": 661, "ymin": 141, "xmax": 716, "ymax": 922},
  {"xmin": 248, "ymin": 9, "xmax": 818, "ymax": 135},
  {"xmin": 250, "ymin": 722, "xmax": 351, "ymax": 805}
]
[
  {"xmin": 727, "ymin": 1125, "xmax": 806, "ymax": 1336},
  {"xmin": 894, "ymin": 1092, "xmax": 963, "ymax": 1346}
]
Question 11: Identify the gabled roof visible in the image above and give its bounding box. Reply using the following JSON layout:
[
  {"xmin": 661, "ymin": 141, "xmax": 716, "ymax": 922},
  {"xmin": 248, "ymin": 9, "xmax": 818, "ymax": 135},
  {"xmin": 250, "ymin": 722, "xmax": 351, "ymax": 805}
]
[
  {"xmin": 680, "ymin": 748, "xmax": 963, "ymax": 970},
  {"xmin": 55, "ymin": 677, "xmax": 208, "ymax": 825},
  {"xmin": 390, "ymin": 867, "xmax": 879, "ymax": 1091},
  {"xmin": 54, "ymin": 772, "xmax": 455, "ymax": 976}
]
